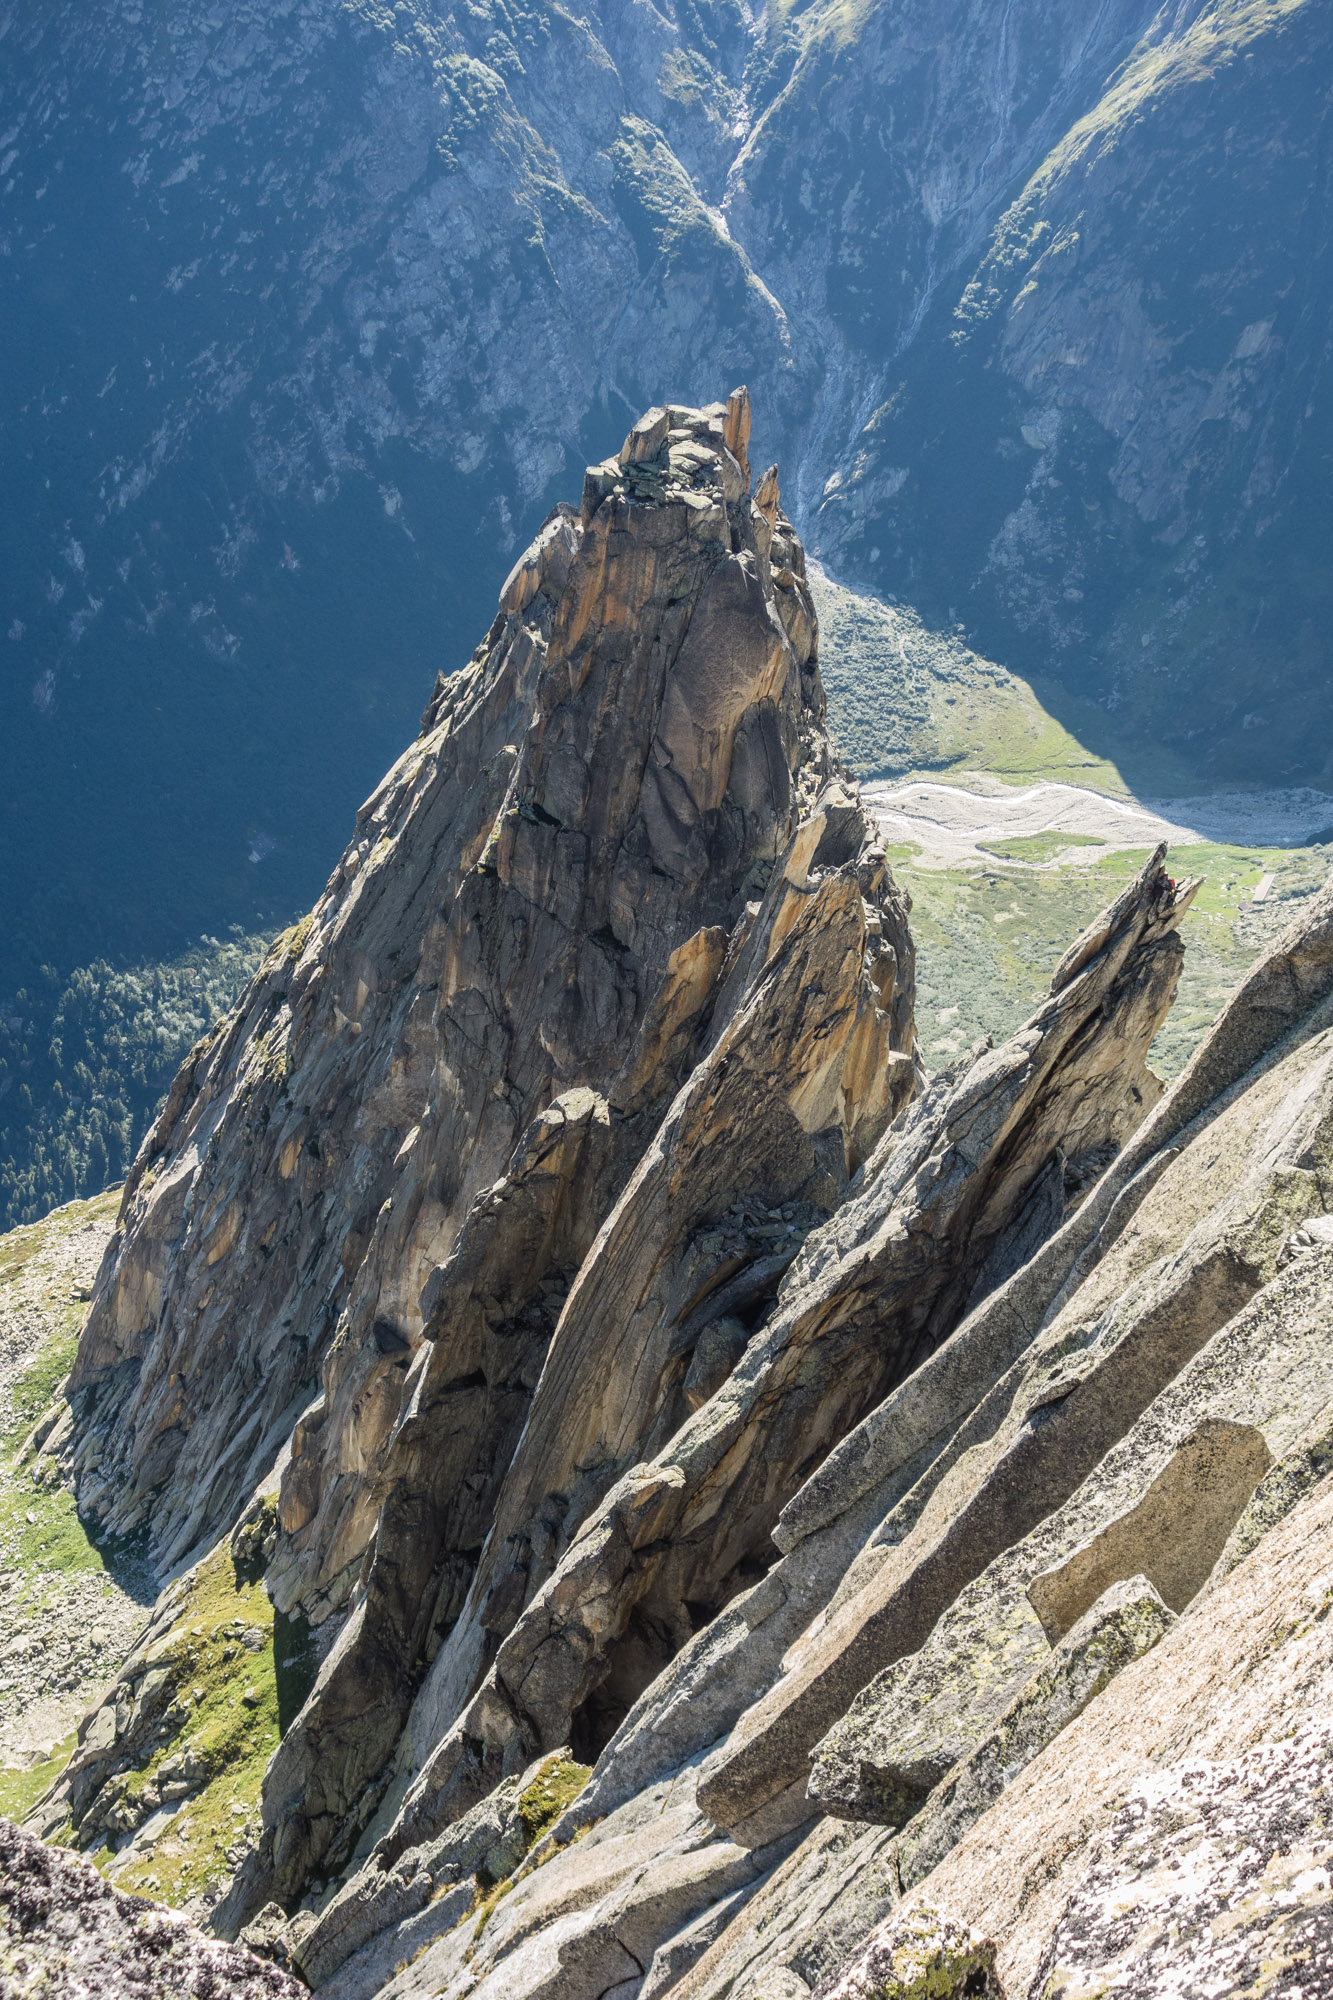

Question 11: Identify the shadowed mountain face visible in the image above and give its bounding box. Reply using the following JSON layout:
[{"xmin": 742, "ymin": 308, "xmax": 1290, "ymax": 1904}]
[{"xmin": 2, "ymin": 0, "xmax": 1330, "ymax": 990}]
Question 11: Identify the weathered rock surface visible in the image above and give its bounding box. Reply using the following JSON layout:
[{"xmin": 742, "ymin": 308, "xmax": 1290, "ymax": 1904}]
[
  {"xmin": 28, "ymin": 400, "xmax": 1333, "ymax": 2000},
  {"xmin": 273, "ymin": 872, "xmax": 1333, "ymax": 2000},
  {"xmin": 70, "ymin": 386, "xmax": 903, "ymax": 1590},
  {"xmin": 892, "ymin": 1468, "xmax": 1333, "ymax": 1997},
  {"xmin": 1029, "ymin": 1720, "xmax": 1333, "ymax": 1998},
  {"xmin": 0, "ymin": 1817, "xmax": 302, "ymax": 1998}
]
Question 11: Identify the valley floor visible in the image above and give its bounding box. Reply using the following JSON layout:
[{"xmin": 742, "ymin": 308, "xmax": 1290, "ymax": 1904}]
[
  {"xmin": 862, "ymin": 776, "xmax": 1333, "ymax": 1081},
  {"xmin": 865, "ymin": 773, "xmax": 1333, "ymax": 870}
]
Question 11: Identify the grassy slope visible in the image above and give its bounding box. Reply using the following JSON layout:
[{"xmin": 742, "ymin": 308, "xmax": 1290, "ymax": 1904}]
[
  {"xmin": 890, "ymin": 838, "xmax": 1329, "ymax": 1079},
  {"xmin": 0, "ymin": 1188, "xmax": 121, "ymax": 1574},
  {"xmin": 0, "ymin": 1189, "xmax": 129, "ymax": 1817},
  {"xmin": 815, "ymin": 569, "xmax": 1332, "ymax": 1078},
  {"xmin": 811, "ymin": 567, "xmax": 1202, "ymax": 797},
  {"xmin": 0, "ymin": 1187, "xmax": 312, "ymax": 1906},
  {"xmin": 86, "ymin": 1536, "xmax": 284, "ymax": 1905}
]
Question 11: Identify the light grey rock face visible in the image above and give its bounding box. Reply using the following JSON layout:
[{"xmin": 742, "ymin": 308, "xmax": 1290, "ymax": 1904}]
[
  {"xmin": 0, "ymin": 1817, "xmax": 303, "ymax": 1999},
  {"xmin": 886, "ymin": 1578, "xmax": 1173, "ymax": 1893},
  {"xmin": 687, "ymin": 852, "xmax": 1195, "ymax": 1835},
  {"xmin": 1025, "ymin": 1420, "xmax": 1273, "ymax": 1640},
  {"xmin": 294, "ymin": 1751, "xmax": 558, "ymax": 1996},
  {"xmin": 812, "ymin": 1575, "xmax": 1174, "ymax": 1833},
  {"xmin": 1029, "ymin": 1720, "xmax": 1333, "ymax": 2000}
]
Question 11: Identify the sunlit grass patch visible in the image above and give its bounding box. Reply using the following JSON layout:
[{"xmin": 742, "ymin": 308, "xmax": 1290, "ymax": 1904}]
[
  {"xmin": 0, "ymin": 1187, "xmax": 125, "ymax": 1589},
  {"xmin": 464, "ymin": 1753, "xmax": 592, "ymax": 1950},
  {"xmin": 977, "ymin": 831, "xmax": 1107, "ymax": 865},
  {"xmin": 899, "ymin": 836, "xmax": 1333, "ymax": 1082},
  {"xmin": 0, "ymin": 1733, "xmax": 77, "ymax": 1823},
  {"xmin": 95, "ymin": 1538, "xmax": 280, "ymax": 1904},
  {"xmin": 0, "ymin": 1480, "xmax": 112, "ymax": 1596}
]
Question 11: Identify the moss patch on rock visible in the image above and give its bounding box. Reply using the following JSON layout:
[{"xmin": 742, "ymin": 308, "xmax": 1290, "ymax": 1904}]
[
  {"xmin": 516, "ymin": 1754, "xmax": 592, "ymax": 1847},
  {"xmin": 467, "ymin": 1754, "xmax": 592, "ymax": 1943}
]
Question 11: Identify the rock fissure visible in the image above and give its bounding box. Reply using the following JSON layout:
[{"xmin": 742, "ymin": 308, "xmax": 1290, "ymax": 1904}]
[{"xmin": 14, "ymin": 393, "xmax": 1333, "ymax": 2000}]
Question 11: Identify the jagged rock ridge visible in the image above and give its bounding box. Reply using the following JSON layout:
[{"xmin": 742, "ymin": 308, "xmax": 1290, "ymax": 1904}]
[
  {"xmin": 50, "ymin": 390, "xmax": 921, "ymax": 1897},
  {"xmin": 25, "ymin": 397, "xmax": 1333, "ymax": 1999}
]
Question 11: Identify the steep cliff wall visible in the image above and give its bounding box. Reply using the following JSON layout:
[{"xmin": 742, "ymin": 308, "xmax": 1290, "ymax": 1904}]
[
  {"xmin": 66, "ymin": 389, "xmax": 912, "ymax": 1581},
  {"xmin": 18, "ymin": 391, "xmax": 1333, "ymax": 1995}
]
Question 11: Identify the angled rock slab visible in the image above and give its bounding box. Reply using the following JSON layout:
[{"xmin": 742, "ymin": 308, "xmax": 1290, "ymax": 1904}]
[
  {"xmin": 1212, "ymin": 1400, "xmax": 1333, "ymax": 1584},
  {"xmin": 890, "ymin": 1579, "xmax": 1173, "ymax": 1891},
  {"xmin": 796, "ymin": 1235, "xmax": 1333, "ymax": 1883},
  {"xmin": 1025, "ymin": 1419, "xmax": 1272, "ymax": 1640},
  {"xmin": 876, "ymin": 1470, "xmax": 1333, "ymax": 1997},
  {"xmin": 696, "ymin": 994, "xmax": 1333, "ymax": 1838},
  {"xmin": 813, "ymin": 1575, "xmax": 1174, "ymax": 1836},
  {"xmin": 776, "ymin": 866, "xmax": 1333, "ymax": 1587}
]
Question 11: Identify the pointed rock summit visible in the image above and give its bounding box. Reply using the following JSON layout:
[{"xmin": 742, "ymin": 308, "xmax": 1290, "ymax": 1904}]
[
  {"xmin": 33, "ymin": 395, "xmax": 1333, "ymax": 2000},
  {"xmin": 50, "ymin": 394, "xmax": 920, "ymax": 1907},
  {"xmin": 69, "ymin": 388, "xmax": 915, "ymax": 1590}
]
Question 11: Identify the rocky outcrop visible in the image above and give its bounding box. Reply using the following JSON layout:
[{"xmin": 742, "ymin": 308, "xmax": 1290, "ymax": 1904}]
[
  {"xmin": 813, "ymin": 1908, "xmax": 999, "ymax": 2000},
  {"xmin": 0, "ymin": 1818, "xmax": 302, "ymax": 1998},
  {"xmin": 190, "ymin": 866, "xmax": 1331, "ymax": 2000},
  {"xmin": 239, "ymin": 850, "xmax": 1188, "ymax": 1936},
  {"xmin": 50, "ymin": 394, "xmax": 921, "ymax": 1914},
  {"xmin": 811, "ymin": 1574, "xmax": 1175, "ymax": 1840},
  {"xmin": 29, "ymin": 397, "xmax": 1333, "ymax": 1998}
]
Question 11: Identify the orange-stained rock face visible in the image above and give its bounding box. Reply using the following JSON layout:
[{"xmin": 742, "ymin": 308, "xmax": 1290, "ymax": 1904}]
[{"xmin": 51, "ymin": 394, "xmax": 919, "ymax": 1910}]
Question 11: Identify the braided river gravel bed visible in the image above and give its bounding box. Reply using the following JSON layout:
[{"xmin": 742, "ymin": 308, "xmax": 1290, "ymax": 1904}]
[{"xmin": 866, "ymin": 778, "xmax": 1333, "ymax": 1077}]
